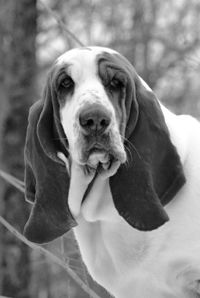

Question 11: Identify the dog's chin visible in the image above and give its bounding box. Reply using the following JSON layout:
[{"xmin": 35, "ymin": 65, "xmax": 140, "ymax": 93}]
[
  {"xmin": 80, "ymin": 147, "xmax": 126, "ymax": 174},
  {"xmin": 87, "ymin": 149, "xmax": 112, "ymax": 170}
]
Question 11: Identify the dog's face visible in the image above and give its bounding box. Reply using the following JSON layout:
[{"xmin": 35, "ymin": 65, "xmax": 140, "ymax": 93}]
[
  {"xmin": 23, "ymin": 46, "xmax": 185, "ymax": 244},
  {"xmin": 55, "ymin": 47, "xmax": 127, "ymax": 170}
]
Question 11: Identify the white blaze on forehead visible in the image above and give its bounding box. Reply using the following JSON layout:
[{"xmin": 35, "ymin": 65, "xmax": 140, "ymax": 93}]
[
  {"xmin": 56, "ymin": 48, "xmax": 100, "ymax": 85},
  {"xmin": 56, "ymin": 50, "xmax": 95, "ymax": 82}
]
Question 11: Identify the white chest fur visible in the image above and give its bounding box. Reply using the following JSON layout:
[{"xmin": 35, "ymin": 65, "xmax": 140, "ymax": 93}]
[{"xmin": 73, "ymin": 109, "xmax": 200, "ymax": 298}]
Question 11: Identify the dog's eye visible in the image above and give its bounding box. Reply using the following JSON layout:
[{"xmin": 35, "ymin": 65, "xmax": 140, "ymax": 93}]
[
  {"xmin": 60, "ymin": 77, "xmax": 74, "ymax": 90},
  {"xmin": 108, "ymin": 78, "xmax": 123, "ymax": 91}
]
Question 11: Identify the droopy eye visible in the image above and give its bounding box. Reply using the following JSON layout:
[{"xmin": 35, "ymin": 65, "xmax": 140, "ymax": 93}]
[
  {"xmin": 60, "ymin": 76, "xmax": 74, "ymax": 89},
  {"xmin": 108, "ymin": 78, "xmax": 123, "ymax": 91}
]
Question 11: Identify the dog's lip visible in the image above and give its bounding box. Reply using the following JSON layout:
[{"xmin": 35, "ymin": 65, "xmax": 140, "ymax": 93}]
[
  {"xmin": 84, "ymin": 143, "xmax": 110, "ymax": 160},
  {"xmin": 88, "ymin": 148, "xmax": 107, "ymax": 156},
  {"xmin": 87, "ymin": 142, "xmax": 109, "ymax": 152}
]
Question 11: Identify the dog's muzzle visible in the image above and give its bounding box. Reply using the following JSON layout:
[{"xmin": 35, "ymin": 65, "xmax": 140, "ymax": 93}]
[{"xmin": 78, "ymin": 104, "xmax": 117, "ymax": 168}]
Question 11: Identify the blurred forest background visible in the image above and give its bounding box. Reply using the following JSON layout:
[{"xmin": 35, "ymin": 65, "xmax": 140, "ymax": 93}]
[{"xmin": 0, "ymin": 0, "xmax": 200, "ymax": 297}]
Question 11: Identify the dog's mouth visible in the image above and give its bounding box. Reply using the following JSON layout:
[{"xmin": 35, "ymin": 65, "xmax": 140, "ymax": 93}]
[
  {"xmin": 81, "ymin": 140, "xmax": 125, "ymax": 173},
  {"xmin": 85, "ymin": 144, "xmax": 112, "ymax": 169},
  {"xmin": 76, "ymin": 129, "xmax": 127, "ymax": 173}
]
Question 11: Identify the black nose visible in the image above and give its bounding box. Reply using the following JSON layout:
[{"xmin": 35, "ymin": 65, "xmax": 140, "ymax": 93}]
[{"xmin": 79, "ymin": 106, "xmax": 111, "ymax": 134}]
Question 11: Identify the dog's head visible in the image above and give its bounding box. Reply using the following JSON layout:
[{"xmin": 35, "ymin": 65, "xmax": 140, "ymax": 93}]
[
  {"xmin": 23, "ymin": 47, "xmax": 185, "ymax": 243},
  {"xmin": 57, "ymin": 47, "xmax": 127, "ymax": 171}
]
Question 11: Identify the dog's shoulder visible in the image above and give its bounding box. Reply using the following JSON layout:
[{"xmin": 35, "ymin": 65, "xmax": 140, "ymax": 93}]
[{"xmin": 161, "ymin": 104, "xmax": 200, "ymax": 166}]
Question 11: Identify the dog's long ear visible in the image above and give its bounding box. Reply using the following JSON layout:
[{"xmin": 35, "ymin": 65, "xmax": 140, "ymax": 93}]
[
  {"xmin": 23, "ymin": 73, "xmax": 77, "ymax": 244},
  {"xmin": 109, "ymin": 56, "xmax": 186, "ymax": 231}
]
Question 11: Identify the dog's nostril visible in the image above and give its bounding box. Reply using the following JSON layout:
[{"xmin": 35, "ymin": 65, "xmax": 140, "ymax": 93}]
[
  {"xmin": 100, "ymin": 118, "xmax": 110, "ymax": 129},
  {"xmin": 87, "ymin": 118, "xmax": 95, "ymax": 128},
  {"xmin": 79, "ymin": 117, "xmax": 95, "ymax": 129},
  {"xmin": 79, "ymin": 109, "xmax": 111, "ymax": 134}
]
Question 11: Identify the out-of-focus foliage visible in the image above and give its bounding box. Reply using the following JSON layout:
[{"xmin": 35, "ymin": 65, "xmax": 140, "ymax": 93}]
[{"xmin": 0, "ymin": 0, "xmax": 200, "ymax": 298}]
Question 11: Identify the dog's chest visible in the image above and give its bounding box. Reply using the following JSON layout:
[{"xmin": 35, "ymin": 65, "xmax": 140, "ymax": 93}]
[
  {"xmin": 74, "ymin": 219, "xmax": 200, "ymax": 298},
  {"xmin": 73, "ymin": 216, "xmax": 151, "ymax": 292}
]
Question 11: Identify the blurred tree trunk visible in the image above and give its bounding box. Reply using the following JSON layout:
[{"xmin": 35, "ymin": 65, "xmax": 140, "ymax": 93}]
[
  {"xmin": 0, "ymin": 0, "xmax": 37, "ymax": 297},
  {"xmin": 129, "ymin": 0, "xmax": 158, "ymax": 87}
]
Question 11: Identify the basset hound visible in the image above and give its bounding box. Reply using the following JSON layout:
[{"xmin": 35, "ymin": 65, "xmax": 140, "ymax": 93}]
[{"xmin": 24, "ymin": 46, "xmax": 200, "ymax": 298}]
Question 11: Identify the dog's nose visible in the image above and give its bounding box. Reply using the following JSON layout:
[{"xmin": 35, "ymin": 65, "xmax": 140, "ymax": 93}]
[{"xmin": 79, "ymin": 106, "xmax": 111, "ymax": 134}]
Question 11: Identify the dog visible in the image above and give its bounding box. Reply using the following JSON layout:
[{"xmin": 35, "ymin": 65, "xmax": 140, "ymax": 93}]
[{"xmin": 23, "ymin": 46, "xmax": 200, "ymax": 297}]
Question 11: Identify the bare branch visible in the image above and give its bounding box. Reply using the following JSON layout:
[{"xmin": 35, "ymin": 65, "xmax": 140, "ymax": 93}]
[
  {"xmin": 38, "ymin": 0, "xmax": 85, "ymax": 47},
  {"xmin": 0, "ymin": 169, "xmax": 25, "ymax": 193},
  {"xmin": 0, "ymin": 215, "xmax": 102, "ymax": 298}
]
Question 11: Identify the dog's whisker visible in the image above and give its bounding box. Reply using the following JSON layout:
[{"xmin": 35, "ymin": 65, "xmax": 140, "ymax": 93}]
[
  {"xmin": 52, "ymin": 137, "xmax": 68, "ymax": 140},
  {"xmin": 121, "ymin": 134, "xmax": 143, "ymax": 161},
  {"xmin": 124, "ymin": 143, "xmax": 133, "ymax": 166}
]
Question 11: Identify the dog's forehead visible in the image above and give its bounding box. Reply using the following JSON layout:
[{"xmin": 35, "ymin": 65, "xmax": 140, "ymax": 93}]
[
  {"xmin": 56, "ymin": 46, "xmax": 118, "ymax": 64},
  {"xmin": 55, "ymin": 47, "xmax": 118, "ymax": 76},
  {"xmin": 55, "ymin": 47, "xmax": 119, "ymax": 82}
]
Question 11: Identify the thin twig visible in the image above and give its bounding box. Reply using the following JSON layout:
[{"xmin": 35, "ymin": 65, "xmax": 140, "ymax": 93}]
[
  {"xmin": 39, "ymin": 0, "xmax": 85, "ymax": 47},
  {"xmin": 0, "ymin": 169, "xmax": 25, "ymax": 193},
  {"xmin": 0, "ymin": 215, "xmax": 101, "ymax": 298}
]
